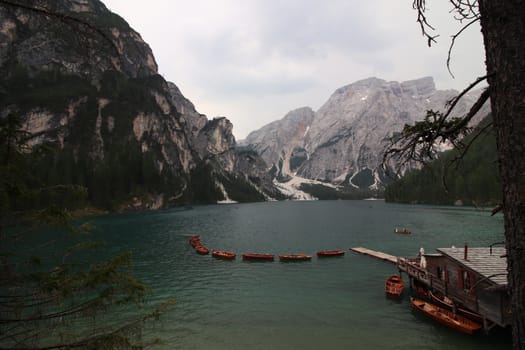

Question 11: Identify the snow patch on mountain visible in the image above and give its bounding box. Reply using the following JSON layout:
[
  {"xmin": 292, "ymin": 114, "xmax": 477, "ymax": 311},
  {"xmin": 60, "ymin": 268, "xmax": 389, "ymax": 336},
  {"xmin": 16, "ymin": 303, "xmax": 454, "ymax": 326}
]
[{"xmin": 273, "ymin": 176, "xmax": 339, "ymax": 200}]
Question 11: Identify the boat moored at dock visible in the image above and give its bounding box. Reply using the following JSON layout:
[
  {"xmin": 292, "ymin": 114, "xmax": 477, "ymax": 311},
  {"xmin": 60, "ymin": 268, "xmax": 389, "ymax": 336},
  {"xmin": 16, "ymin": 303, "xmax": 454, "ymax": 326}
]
[
  {"xmin": 410, "ymin": 297, "xmax": 482, "ymax": 335},
  {"xmin": 385, "ymin": 275, "xmax": 404, "ymax": 298}
]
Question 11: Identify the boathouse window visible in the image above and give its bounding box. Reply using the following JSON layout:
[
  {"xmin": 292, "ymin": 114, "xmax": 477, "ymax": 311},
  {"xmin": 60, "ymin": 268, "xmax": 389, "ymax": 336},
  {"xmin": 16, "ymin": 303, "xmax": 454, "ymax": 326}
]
[
  {"xmin": 458, "ymin": 268, "xmax": 466, "ymax": 290},
  {"xmin": 458, "ymin": 269, "xmax": 475, "ymax": 294},
  {"xmin": 437, "ymin": 266, "xmax": 447, "ymax": 281},
  {"xmin": 463, "ymin": 270, "xmax": 471, "ymax": 291}
]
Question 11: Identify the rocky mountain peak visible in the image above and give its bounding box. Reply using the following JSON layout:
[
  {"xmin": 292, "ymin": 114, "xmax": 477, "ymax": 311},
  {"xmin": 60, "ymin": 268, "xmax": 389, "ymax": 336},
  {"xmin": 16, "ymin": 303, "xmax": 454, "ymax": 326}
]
[
  {"xmin": 0, "ymin": 0, "xmax": 158, "ymax": 80},
  {"xmin": 242, "ymin": 107, "xmax": 314, "ymax": 178},
  {"xmin": 399, "ymin": 76, "xmax": 436, "ymax": 96},
  {"xmin": 244, "ymin": 76, "xmax": 489, "ymax": 191}
]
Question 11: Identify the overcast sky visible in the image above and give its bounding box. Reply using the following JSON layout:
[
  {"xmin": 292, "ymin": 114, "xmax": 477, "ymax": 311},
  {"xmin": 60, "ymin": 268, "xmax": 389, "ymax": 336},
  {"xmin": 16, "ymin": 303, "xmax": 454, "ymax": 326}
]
[{"xmin": 102, "ymin": 0, "xmax": 486, "ymax": 139}]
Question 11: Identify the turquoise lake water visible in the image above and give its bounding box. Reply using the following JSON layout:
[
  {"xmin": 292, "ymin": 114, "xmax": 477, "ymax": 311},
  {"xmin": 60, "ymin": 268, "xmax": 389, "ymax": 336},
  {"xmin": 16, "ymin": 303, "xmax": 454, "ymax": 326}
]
[{"xmin": 91, "ymin": 200, "xmax": 511, "ymax": 349}]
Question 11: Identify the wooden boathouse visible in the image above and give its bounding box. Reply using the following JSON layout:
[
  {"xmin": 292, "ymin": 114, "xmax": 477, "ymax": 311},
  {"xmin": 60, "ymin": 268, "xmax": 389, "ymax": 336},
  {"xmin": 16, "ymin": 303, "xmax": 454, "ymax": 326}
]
[{"xmin": 397, "ymin": 244, "xmax": 511, "ymax": 330}]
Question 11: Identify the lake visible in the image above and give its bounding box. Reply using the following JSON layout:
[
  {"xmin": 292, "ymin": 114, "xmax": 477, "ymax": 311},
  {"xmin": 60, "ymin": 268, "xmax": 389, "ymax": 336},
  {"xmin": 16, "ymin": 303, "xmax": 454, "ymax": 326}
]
[{"xmin": 91, "ymin": 200, "xmax": 510, "ymax": 349}]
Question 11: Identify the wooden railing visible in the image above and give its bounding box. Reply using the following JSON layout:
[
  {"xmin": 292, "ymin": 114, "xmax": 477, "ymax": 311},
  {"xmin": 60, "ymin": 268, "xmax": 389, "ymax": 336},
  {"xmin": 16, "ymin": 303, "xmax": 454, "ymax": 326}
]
[{"xmin": 397, "ymin": 257, "xmax": 477, "ymax": 310}]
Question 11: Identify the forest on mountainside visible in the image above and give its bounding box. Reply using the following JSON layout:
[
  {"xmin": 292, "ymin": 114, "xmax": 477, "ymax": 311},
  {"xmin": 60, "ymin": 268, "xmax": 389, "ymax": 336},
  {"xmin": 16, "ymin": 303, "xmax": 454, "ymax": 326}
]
[{"xmin": 385, "ymin": 115, "xmax": 501, "ymax": 206}]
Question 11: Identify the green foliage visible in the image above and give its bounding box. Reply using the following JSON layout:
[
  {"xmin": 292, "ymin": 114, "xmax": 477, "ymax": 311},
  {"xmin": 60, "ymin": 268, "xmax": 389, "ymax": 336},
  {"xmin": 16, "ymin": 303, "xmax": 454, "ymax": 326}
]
[
  {"xmin": 71, "ymin": 140, "xmax": 180, "ymax": 210},
  {"xmin": 100, "ymin": 71, "xmax": 163, "ymax": 119},
  {"xmin": 0, "ymin": 67, "xmax": 191, "ymax": 210},
  {"xmin": 0, "ymin": 115, "xmax": 173, "ymax": 349},
  {"xmin": 0, "ymin": 211, "xmax": 170, "ymax": 349},
  {"xmin": 188, "ymin": 162, "xmax": 224, "ymax": 204},
  {"xmin": 385, "ymin": 116, "xmax": 501, "ymax": 206},
  {"xmin": 219, "ymin": 173, "xmax": 266, "ymax": 203},
  {"xmin": 0, "ymin": 112, "xmax": 30, "ymax": 166},
  {"xmin": 1, "ymin": 64, "xmax": 235, "ymax": 209},
  {"xmin": 0, "ymin": 66, "xmax": 96, "ymax": 113},
  {"xmin": 0, "ymin": 114, "xmax": 87, "ymax": 214}
]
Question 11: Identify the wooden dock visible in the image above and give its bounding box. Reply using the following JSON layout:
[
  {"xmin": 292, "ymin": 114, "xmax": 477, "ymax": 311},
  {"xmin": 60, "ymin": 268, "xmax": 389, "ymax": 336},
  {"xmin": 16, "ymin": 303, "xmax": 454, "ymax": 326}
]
[{"xmin": 350, "ymin": 247, "xmax": 398, "ymax": 264}]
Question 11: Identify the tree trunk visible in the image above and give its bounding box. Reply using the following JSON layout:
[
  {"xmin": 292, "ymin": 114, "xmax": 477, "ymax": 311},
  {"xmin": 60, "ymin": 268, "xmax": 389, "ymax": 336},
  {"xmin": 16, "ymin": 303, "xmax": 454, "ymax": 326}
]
[{"xmin": 478, "ymin": 1, "xmax": 525, "ymax": 348}]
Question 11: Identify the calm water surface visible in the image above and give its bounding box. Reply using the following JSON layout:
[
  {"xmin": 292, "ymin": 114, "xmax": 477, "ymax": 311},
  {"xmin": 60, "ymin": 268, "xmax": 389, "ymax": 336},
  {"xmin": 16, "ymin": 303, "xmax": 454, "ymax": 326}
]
[{"xmin": 92, "ymin": 200, "xmax": 510, "ymax": 349}]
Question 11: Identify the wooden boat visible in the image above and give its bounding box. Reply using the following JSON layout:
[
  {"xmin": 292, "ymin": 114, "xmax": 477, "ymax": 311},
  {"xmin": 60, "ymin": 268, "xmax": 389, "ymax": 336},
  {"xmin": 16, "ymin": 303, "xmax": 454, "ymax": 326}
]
[
  {"xmin": 242, "ymin": 253, "xmax": 275, "ymax": 261},
  {"xmin": 410, "ymin": 297, "xmax": 482, "ymax": 335},
  {"xmin": 429, "ymin": 290, "xmax": 484, "ymax": 324},
  {"xmin": 189, "ymin": 235, "xmax": 201, "ymax": 248},
  {"xmin": 316, "ymin": 250, "xmax": 345, "ymax": 257},
  {"xmin": 385, "ymin": 275, "xmax": 404, "ymax": 298},
  {"xmin": 429, "ymin": 290, "xmax": 454, "ymax": 308},
  {"xmin": 394, "ymin": 228, "xmax": 411, "ymax": 234},
  {"xmin": 195, "ymin": 245, "xmax": 209, "ymax": 255},
  {"xmin": 278, "ymin": 254, "xmax": 312, "ymax": 262},
  {"xmin": 212, "ymin": 250, "xmax": 236, "ymax": 260}
]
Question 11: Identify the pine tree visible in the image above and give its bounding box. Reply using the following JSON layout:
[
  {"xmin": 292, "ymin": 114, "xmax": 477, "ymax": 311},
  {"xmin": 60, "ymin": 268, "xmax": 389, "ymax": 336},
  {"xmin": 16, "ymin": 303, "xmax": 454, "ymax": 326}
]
[{"xmin": 0, "ymin": 114, "xmax": 174, "ymax": 349}]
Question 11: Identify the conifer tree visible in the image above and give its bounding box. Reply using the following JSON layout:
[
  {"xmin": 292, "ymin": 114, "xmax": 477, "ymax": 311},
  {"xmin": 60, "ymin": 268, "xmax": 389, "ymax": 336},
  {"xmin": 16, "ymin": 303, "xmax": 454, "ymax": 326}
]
[{"xmin": 0, "ymin": 114, "xmax": 174, "ymax": 349}]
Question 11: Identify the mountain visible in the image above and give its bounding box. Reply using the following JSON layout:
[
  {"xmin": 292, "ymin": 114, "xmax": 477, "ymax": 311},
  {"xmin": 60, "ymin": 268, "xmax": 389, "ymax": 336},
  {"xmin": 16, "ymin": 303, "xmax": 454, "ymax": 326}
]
[
  {"xmin": 240, "ymin": 106, "xmax": 315, "ymax": 180},
  {"xmin": 0, "ymin": 0, "xmax": 278, "ymax": 209},
  {"xmin": 242, "ymin": 77, "xmax": 490, "ymax": 194}
]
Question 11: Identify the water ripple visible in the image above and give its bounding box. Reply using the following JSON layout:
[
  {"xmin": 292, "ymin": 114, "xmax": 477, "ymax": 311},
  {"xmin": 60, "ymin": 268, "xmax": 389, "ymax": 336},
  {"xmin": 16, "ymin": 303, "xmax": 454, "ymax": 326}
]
[{"xmin": 92, "ymin": 201, "xmax": 508, "ymax": 350}]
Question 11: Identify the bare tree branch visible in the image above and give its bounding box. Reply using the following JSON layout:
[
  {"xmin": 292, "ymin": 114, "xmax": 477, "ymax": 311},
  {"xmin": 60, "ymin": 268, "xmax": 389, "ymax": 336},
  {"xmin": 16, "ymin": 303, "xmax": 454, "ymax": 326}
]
[
  {"xmin": 446, "ymin": 17, "xmax": 481, "ymax": 77},
  {"xmin": 413, "ymin": 1, "xmax": 480, "ymax": 78},
  {"xmin": 382, "ymin": 77, "xmax": 490, "ymax": 178},
  {"xmin": 450, "ymin": 0, "xmax": 480, "ymax": 21},
  {"xmin": 412, "ymin": 0, "xmax": 439, "ymax": 46}
]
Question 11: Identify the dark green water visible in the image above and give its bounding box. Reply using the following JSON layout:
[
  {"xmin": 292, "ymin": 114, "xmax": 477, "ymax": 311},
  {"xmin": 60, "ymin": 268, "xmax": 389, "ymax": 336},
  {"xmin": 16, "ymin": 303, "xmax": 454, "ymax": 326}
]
[{"xmin": 92, "ymin": 200, "xmax": 510, "ymax": 349}]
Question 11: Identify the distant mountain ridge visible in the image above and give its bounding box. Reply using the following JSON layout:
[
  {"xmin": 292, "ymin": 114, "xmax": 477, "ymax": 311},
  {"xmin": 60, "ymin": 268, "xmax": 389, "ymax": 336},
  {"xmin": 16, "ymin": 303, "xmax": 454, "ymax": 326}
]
[{"xmin": 241, "ymin": 76, "xmax": 489, "ymax": 193}]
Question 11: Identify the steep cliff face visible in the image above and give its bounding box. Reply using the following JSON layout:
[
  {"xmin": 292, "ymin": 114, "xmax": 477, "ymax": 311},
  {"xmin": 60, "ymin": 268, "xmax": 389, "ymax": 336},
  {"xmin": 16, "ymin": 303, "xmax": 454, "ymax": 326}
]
[
  {"xmin": 166, "ymin": 81, "xmax": 280, "ymax": 202},
  {"xmin": 0, "ymin": 0, "xmax": 157, "ymax": 79},
  {"xmin": 243, "ymin": 77, "xmax": 489, "ymax": 190},
  {"xmin": 0, "ymin": 0, "xmax": 277, "ymax": 208},
  {"xmin": 240, "ymin": 107, "xmax": 314, "ymax": 180}
]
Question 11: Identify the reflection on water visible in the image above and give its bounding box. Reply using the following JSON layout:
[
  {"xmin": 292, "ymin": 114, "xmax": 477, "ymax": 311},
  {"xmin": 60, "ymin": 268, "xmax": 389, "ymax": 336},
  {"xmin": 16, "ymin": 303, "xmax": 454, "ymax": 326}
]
[{"xmin": 91, "ymin": 201, "xmax": 510, "ymax": 349}]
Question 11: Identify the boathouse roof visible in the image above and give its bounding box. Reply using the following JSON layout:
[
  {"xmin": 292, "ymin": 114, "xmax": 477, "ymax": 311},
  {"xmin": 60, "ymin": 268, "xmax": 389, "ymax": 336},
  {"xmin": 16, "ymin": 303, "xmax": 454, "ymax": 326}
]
[{"xmin": 437, "ymin": 247, "xmax": 507, "ymax": 286}]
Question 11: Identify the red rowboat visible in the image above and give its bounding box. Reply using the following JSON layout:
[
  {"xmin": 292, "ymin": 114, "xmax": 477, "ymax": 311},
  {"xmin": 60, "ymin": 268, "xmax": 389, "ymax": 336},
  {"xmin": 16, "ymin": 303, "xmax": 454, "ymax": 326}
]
[
  {"xmin": 278, "ymin": 254, "xmax": 312, "ymax": 262},
  {"xmin": 317, "ymin": 250, "xmax": 345, "ymax": 257},
  {"xmin": 195, "ymin": 245, "xmax": 209, "ymax": 255},
  {"xmin": 410, "ymin": 297, "xmax": 482, "ymax": 335},
  {"xmin": 385, "ymin": 275, "xmax": 404, "ymax": 298},
  {"xmin": 189, "ymin": 235, "xmax": 201, "ymax": 248},
  {"xmin": 212, "ymin": 250, "xmax": 236, "ymax": 260},
  {"xmin": 242, "ymin": 253, "xmax": 275, "ymax": 261}
]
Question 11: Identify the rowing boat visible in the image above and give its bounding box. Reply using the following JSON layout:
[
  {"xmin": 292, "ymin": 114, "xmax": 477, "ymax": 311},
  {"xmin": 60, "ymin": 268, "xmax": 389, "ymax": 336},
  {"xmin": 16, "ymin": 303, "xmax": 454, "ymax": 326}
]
[
  {"xmin": 428, "ymin": 290, "xmax": 484, "ymax": 324},
  {"xmin": 212, "ymin": 250, "xmax": 236, "ymax": 260},
  {"xmin": 189, "ymin": 235, "xmax": 201, "ymax": 248},
  {"xmin": 242, "ymin": 253, "xmax": 275, "ymax": 261},
  {"xmin": 195, "ymin": 245, "xmax": 209, "ymax": 255},
  {"xmin": 394, "ymin": 228, "xmax": 411, "ymax": 234},
  {"xmin": 316, "ymin": 250, "xmax": 345, "ymax": 257},
  {"xmin": 385, "ymin": 275, "xmax": 404, "ymax": 298},
  {"xmin": 410, "ymin": 297, "xmax": 482, "ymax": 334},
  {"xmin": 278, "ymin": 254, "xmax": 312, "ymax": 262}
]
